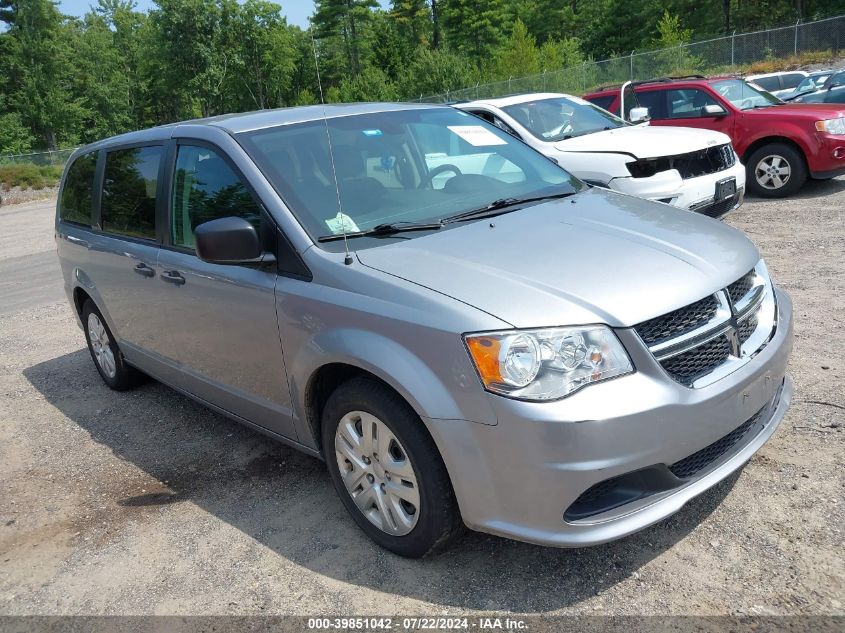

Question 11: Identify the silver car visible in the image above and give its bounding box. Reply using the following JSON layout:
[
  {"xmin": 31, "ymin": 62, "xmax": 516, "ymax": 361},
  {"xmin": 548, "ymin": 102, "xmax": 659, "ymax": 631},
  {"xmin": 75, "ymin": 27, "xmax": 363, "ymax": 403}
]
[{"xmin": 55, "ymin": 103, "xmax": 793, "ymax": 557}]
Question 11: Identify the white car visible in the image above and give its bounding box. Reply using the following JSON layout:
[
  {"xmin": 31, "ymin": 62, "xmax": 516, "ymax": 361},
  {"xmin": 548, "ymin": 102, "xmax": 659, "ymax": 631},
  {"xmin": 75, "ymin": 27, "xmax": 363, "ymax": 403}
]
[
  {"xmin": 746, "ymin": 71, "xmax": 808, "ymax": 98},
  {"xmin": 454, "ymin": 93, "xmax": 747, "ymax": 217}
]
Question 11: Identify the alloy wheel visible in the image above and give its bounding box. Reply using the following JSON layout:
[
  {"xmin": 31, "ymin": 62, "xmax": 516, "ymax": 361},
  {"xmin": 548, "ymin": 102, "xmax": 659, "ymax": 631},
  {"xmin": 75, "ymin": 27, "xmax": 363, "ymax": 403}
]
[
  {"xmin": 87, "ymin": 312, "xmax": 116, "ymax": 379},
  {"xmin": 334, "ymin": 410, "xmax": 420, "ymax": 536},
  {"xmin": 754, "ymin": 154, "xmax": 791, "ymax": 190}
]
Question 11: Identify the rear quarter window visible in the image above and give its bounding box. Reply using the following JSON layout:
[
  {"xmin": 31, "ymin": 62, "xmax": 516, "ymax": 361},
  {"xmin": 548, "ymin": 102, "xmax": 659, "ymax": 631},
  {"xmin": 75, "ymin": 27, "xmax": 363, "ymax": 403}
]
[{"xmin": 59, "ymin": 152, "xmax": 97, "ymax": 226}]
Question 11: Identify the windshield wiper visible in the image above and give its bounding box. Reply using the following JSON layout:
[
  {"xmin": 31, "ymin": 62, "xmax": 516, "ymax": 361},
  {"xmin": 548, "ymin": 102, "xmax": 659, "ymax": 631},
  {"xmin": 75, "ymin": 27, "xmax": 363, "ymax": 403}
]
[
  {"xmin": 317, "ymin": 221, "xmax": 443, "ymax": 243},
  {"xmin": 441, "ymin": 191, "xmax": 576, "ymax": 224}
]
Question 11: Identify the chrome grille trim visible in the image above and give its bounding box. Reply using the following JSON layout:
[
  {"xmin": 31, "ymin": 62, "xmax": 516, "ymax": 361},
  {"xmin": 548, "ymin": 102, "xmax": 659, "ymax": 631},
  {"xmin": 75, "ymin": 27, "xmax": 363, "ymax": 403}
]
[{"xmin": 634, "ymin": 261, "xmax": 777, "ymax": 387}]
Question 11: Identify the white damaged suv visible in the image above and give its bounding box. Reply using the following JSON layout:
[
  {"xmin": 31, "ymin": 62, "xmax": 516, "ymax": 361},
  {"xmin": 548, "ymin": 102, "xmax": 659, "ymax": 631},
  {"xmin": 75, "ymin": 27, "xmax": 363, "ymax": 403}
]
[{"xmin": 456, "ymin": 92, "xmax": 746, "ymax": 217}]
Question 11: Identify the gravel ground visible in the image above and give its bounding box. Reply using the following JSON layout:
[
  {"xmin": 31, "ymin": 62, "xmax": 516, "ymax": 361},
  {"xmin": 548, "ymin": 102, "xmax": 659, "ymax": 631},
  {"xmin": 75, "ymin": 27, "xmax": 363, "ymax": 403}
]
[
  {"xmin": 0, "ymin": 186, "xmax": 58, "ymax": 208},
  {"xmin": 0, "ymin": 182, "xmax": 842, "ymax": 617}
]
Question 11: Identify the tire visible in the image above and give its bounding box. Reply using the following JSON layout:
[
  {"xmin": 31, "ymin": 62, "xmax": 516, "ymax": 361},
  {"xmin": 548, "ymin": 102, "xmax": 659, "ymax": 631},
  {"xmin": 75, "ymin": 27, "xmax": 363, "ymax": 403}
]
[
  {"xmin": 322, "ymin": 376, "xmax": 464, "ymax": 557},
  {"xmin": 746, "ymin": 143, "xmax": 807, "ymax": 198},
  {"xmin": 81, "ymin": 299, "xmax": 145, "ymax": 391}
]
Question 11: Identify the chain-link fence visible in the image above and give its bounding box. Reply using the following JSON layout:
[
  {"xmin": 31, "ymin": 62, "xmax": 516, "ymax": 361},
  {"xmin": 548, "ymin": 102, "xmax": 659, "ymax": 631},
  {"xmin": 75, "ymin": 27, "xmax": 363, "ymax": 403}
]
[
  {"xmin": 418, "ymin": 13, "xmax": 845, "ymax": 103},
  {"xmin": 0, "ymin": 148, "xmax": 76, "ymax": 167}
]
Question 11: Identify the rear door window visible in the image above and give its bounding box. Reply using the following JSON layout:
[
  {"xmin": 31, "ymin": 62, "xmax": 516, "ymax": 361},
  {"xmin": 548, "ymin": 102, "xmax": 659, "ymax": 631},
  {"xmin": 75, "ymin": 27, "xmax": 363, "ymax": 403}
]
[
  {"xmin": 171, "ymin": 145, "xmax": 262, "ymax": 250},
  {"xmin": 59, "ymin": 152, "xmax": 97, "ymax": 226},
  {"xmin": 752, "ymin": 76, "xmax": 780, "ymax": 92},
  {"xmin": 587, "ymin": 95, "xmax": 616, "ymax": 113},
  {"xmin": 101, "ymin": 146, "xmax": 163, "ymax": 240},
  {"xmin": 635, "ymin": 90, "xmax": 668, "ymax": 119},
  {"xmin": 780, "ymin": 73, "xmax": 805, "ymax": 90}
]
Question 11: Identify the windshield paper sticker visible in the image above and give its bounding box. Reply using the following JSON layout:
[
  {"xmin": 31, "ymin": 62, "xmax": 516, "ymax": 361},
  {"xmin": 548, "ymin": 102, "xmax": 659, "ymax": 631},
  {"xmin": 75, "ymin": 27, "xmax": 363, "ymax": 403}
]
[
  {"xmin": 447, "ymin": 125, "xmax": 507, "ymax": 146},
  {"xmin": 325, "ymin": 212, "xmax": 360, "ymax": 235}
]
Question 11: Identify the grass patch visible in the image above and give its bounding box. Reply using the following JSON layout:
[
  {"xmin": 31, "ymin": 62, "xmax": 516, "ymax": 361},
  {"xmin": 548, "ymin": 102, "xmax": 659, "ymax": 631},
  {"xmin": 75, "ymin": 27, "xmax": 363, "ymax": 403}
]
[{"xmin": 0, "ymin": 164, "xmax": 63, "ymax": 191}]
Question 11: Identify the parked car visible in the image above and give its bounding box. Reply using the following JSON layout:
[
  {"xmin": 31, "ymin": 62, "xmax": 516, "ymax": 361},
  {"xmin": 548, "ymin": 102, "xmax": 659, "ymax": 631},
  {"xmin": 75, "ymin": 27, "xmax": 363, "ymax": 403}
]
[
  {"xmin": 584, "ymin": 76, "xmax": 845, "ymax": 197},
  {"xmin": 56, "ymin": 103, "xmax": 793, "ymax": 557},
  {"xmin": 790, "ymin": 69, "xmax": 845, "ymax": 104},
  {"xmin": 781, "ymin": 69, "xmax": 835, "ymax": 101},
  {"xmin": 746, "ymin": 71, "xmax": 808, "ymax": 98},
  {"xmin": 454, "ymin": 93, "xmax": 746, "ymax": 218}
]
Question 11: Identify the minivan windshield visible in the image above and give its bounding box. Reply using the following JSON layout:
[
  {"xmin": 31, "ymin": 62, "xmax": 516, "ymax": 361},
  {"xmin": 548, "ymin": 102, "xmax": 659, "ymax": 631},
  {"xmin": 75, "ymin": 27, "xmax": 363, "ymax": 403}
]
[
  {"xmin": 237, "ymin": 107, "xmax": 581, "ymax": 250},
  {"xmin": 711, "ymin": 79, "xmax": 782, "ymax": 110},
  {"xmin": 502, "ymin": 96, "xmax": 626, "ymax": 142}
]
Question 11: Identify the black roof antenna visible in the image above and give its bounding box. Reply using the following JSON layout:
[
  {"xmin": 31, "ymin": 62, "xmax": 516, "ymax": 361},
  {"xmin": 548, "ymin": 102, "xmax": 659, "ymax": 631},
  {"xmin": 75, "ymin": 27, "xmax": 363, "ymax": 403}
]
[{"xmin": 310, "ymin": 28, "xmax": 353, "ymax": 265}]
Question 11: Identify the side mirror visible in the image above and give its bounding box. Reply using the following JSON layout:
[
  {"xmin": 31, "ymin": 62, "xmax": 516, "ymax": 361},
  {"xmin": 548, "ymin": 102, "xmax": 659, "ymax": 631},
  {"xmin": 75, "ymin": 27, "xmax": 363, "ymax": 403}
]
[
  {"xmin": 195, "ymin": 216, "xmax": 271, "ymax": 265},
  {"xmin": 704, "ymin": 103, "xmax": 728, "ymax": 116},
  {"xmin": 629, "ymin": 106, "xmax": 650, "ymax": 123}
]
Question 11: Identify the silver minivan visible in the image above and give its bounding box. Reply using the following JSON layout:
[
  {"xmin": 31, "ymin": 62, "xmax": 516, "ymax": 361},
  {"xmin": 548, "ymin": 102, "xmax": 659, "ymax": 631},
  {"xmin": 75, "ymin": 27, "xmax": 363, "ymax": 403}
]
[{"xmin": 56, "ymin": 103, "xmax": 793, "ymax": 557}]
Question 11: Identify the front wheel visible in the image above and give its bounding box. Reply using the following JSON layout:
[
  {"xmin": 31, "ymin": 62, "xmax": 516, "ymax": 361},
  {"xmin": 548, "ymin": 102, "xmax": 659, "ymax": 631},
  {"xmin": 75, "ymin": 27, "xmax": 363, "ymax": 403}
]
[
  {"xmin": 746, "ymin": 143, "xmax": 807, "ymax": 198},
  {"xmin": 82, "ymin": 299, "xmax": 145, "ymax": 391},
  {"xmin": 322, "ymin": 376, "xmax": 464, "ymax": 557}
]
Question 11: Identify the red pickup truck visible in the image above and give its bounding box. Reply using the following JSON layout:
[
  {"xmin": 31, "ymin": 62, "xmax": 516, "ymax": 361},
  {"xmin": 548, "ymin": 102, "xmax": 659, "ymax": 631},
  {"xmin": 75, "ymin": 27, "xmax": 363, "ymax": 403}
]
[{"xmin": 584, "ymin": 76, "xmax": 845, "ymax": 198}]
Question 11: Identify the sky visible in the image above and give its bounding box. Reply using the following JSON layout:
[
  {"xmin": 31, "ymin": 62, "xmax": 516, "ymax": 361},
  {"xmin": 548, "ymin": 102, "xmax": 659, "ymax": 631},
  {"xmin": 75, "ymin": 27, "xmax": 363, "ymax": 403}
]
[{"xmin": 57, "ymin": 0, "xmax": 390, "ymax": 28}]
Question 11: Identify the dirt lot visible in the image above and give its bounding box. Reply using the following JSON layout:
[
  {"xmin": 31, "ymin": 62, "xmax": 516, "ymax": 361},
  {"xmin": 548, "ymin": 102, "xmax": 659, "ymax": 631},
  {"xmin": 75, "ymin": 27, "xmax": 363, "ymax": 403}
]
[{"xmin": 0, "ymin": 183, "xmax": 842, "ymax": 617}]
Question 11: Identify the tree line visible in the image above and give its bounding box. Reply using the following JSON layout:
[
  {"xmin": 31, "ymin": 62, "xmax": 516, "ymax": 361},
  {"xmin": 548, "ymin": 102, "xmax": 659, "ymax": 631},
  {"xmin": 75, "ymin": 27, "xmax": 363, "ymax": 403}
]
[{"xmin": 1, "ymin": 0, "xmax": 842, "ymax": 153}]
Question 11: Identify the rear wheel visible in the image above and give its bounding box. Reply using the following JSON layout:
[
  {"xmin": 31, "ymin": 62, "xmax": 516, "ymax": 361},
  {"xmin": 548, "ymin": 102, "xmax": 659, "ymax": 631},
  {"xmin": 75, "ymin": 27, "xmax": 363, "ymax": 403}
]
[
  {"xmin": 746, "ymin": 143, "xmax": 807, "ymax": 198},
  {"xmin": 82, "ymin": 299, "xmax": 145, "ymax": 391},
  {"xmin": 322, "ymin": 376, "xmax": 464, "ymax": 557}
]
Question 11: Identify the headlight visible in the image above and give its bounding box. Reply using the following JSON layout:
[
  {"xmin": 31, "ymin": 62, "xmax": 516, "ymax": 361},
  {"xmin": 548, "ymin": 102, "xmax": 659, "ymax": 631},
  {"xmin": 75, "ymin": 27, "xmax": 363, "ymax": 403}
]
[
  {"xmin": 464, "ymin": 326, "xmax": 633, "ymax": 401},
  {"xmin": 815, "ymin": 118, "xmax": 845, "ymax": 135}
]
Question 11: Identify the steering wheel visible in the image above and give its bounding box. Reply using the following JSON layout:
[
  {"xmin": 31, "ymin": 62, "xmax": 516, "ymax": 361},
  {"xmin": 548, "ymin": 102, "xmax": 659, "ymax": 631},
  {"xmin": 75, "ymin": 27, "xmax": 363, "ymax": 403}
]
[
  {"xmin": 418, "ymin": 163, "xmax": 463, "ymax": 189},
  {"xmin": 740, "ymin": 98, "xmax": 755, "ymax": 110}
]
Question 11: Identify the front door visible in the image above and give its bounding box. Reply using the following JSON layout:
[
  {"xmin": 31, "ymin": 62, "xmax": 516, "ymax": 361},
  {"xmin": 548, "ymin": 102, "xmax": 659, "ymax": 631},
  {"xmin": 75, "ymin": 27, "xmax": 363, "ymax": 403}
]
[{"xmin": 157, "ymin": 142, "xmax": 296, "ymax": 439}]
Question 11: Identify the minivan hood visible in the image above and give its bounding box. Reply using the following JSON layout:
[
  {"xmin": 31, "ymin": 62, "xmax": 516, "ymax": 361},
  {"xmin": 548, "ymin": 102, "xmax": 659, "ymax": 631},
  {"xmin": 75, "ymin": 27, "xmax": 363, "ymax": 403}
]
[
  {"xmin": 554, "ymin": 125, "xmax": 731, "ymax": 159},
  {"xmin": 356, "ymin": 189, "xmax": 759, "ymax": 328}
]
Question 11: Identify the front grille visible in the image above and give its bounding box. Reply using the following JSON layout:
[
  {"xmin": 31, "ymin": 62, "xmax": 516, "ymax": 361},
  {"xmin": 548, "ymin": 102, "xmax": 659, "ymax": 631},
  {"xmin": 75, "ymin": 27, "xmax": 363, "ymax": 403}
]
[
  {"xmin": 692, "ymin": 191, "xmax": 742, "ymax": 218},
  {"xmin": 660, "ymin": 334, "xmax": 732, "ymax": 384},
  {"xmin": 635, "ymin": 294, "xmax": 719, "ymax": 346},
  {"xmin": 673, "ymin": 144, "xmax": 736, "ymax": 179},
  {"xmin": 728, "ymin": 269, "xmax": 756, "ymax": 305},
  {"xmin": 634, "ymin": 264, "xmax": 773, "ymax": 387},
  {"xmin": 669, "ymin": 406, "xmax": 765, "ymax": 479}
]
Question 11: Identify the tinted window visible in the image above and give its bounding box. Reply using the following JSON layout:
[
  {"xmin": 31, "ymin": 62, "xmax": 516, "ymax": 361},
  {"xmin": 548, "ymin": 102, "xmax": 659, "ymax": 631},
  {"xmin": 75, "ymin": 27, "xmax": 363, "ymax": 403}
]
[
  {"xmin": 827, "ymin": 71, "xmax": 845, "ymax": 88},
  {"xmin": 635, "ymin": 90, "xmax": 668, "ymax": 119},
  {"xmin": 588, "ymin": 95, "xmax": 616, "ymax": 113},
  {"xmin": 59, "ymin": 152, "xmax": 97, "ymax": 225},
  {"xmin": 171, "ymin": 145, "xmax": 261, "ymax": 249},
  {"xmin": 101, "ymin": 146, "xmax": 162, "ymax": 240},
  {"xmin": 469, "ymin": 110, "xmax": 520, "ymax": 139},
  {"xmin": 752, "ymin": 76, "xmax": 780, "ymax": 91},
  {"xmin": 666, "ymin": 88, "xmax": 720, "ymax": 119},
  {"xmin": 781, "ymin": 73, "xmax": 805, "ymax": 89}
]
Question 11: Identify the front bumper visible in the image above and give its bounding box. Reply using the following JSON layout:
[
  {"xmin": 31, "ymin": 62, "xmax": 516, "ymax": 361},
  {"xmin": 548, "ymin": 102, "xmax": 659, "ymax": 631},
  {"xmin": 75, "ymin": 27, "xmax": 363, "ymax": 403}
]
[
  {"xmin": 425, "ymin": 288, "xmax": 793, "ymax": 547},
  {"xmin": 608, "ymin": 160, "xmax": 746, "ymax": 214}
]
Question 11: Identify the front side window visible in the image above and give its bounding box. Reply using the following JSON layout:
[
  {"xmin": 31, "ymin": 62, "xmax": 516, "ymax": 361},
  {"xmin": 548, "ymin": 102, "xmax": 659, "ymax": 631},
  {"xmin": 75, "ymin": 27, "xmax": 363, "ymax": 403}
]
[
  {"xmin": 59, "ymin": 152, "xmax": 97, "ymax": 226},
  {"xmin": 666, "ymin": 88, "xmax": 720, "ymax": 119},
  {"xmin": 502, "ymin": 96, "xmax": 625, "ymax": 142},
  {"xmin": 171, "ymin": 145, "xmax": 261, "ymax": 249},
  {"xmin": 711, "ymin": 79, "xmax": 781, "ymax": 110},
  {"xmin": 101, "ymin": 146, "xmax": 163, "ymax": 240},
  {"xmin": 635, "ymin": 90, "xmax": 668, "ymax": 119},
  {"xmin": 237, "ymin": 108, "xmax": 579, "ymax": 251}
]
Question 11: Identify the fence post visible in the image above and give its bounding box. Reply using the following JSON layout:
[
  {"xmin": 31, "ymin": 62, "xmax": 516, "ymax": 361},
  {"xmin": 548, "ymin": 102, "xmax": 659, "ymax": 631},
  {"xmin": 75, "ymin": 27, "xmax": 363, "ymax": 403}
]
[
  {"xmin": 731, "ymin": 30, "xmax": 736, "ymax": 69},
  {"xmin": 630, "ymin": 51, "xmax": 634, "ymax": 79},
  {"xmin": 794, "ymin": 19, "xmax": 800, "ymax": 55}
]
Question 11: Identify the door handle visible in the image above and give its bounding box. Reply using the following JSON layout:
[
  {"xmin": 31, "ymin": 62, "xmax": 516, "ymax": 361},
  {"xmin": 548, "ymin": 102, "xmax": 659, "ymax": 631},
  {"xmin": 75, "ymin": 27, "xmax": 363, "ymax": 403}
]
[
  {"xmin": 133, "ymin": 262, "xmax": 155, "ymax": 278},
  {"xmin": 161, "ymin": 270, "xmax": 185, "ymax": 285}
]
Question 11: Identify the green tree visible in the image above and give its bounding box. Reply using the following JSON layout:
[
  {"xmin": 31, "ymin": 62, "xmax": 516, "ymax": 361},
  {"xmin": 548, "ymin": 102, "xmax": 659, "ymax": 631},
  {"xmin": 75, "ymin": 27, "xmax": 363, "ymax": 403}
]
[
  {"xmin": 397, "ymin": 46, "xmax": 477, "ymax": 99},
  {"xmin": 440, "ymin": 0, "xmax": 509, "ymax": 60},
  {"xmin": 652, "ymin": 11, "xmax": 702, "ymax": 75},
  {"xmin": 494, "ymin": 18, "xmax": 539, "ymax": 80},
  {"xmin": 337, "ymin": 66, "xmax": 399, "ymax": 101},
  {"xmin": 312, "ymin": 0, "xmax": 379, "ymax": 76},
  {"xmin": 390, "ymin": 0, "xmax": 430, "ymax": 49},
  {"xmin": 0, "ymin": 0, "xmax": 81, "ymax": 149},
  {"xmin": 0, "ymin": 113, "xmax": 36, "ymax": 154}
]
